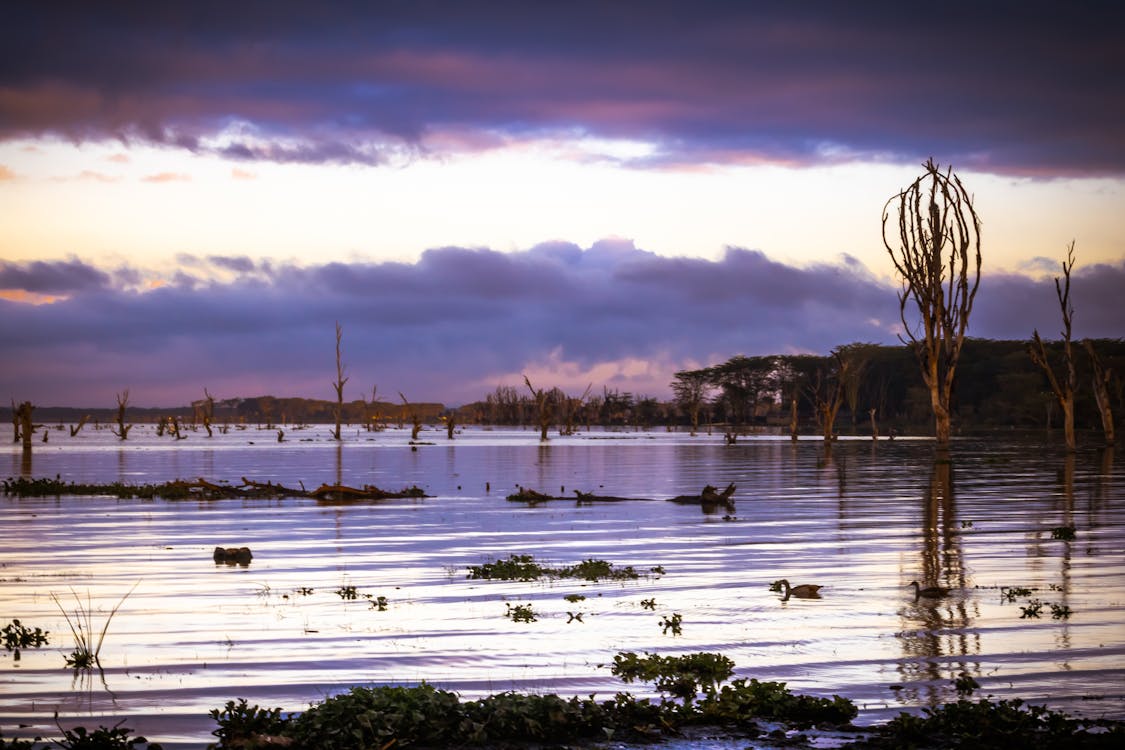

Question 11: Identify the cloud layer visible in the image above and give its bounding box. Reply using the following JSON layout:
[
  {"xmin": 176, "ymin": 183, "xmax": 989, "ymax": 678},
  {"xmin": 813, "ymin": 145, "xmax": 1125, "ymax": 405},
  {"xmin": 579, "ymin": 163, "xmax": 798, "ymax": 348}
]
[
  {"xmin": 3, "ymin": 2, "xmax": 1123, "ymax": 175},
  {"xmin": 2, "ymin": 243, "xmax": 1121, "ymax": 407}
]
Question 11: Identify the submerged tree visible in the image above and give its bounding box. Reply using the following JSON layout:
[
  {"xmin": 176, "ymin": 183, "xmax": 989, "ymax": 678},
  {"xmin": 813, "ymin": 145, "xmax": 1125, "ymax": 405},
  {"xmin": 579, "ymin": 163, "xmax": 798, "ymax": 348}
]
[
  {"xmin": 883, "ymin": 159, "xmax": 982, "ymax": 446},
  {"xmin": 201, "ymin": 387, "xmax": 216, "ymax": 437},
  {"xmin": 1083, "ymin": 339, "xmax": 1115, "ymax": 446},
  {"xmin": 807, "ymin": 350, "xmax": 851, "ymax": 442},
  {"xmin": 399, "ymin": 392, "xmax": 423, "ymax": 440},
  {"xmin": 1028, "ymin": 242, "xmax": 1078, "ymax": 452},
  {"xmin": 331, "ymin": 322, "xmax": 348, "ymax": 441},
  {"xmin": 524, "ymin": 376, "xmax": 553, "ymax": 441},
  {"xmin": 16, "ymin": 401, "xmax": 35, "ymax": 451},
  {"xmin": 112, "ymin": 390, "xmax": 132, "ymax": 440}
]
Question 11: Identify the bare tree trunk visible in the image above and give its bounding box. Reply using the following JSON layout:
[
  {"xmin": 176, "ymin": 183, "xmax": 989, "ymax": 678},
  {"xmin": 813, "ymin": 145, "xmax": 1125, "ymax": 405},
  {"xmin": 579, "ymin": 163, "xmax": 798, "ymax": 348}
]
[
  {"xmin": 789, "ymin": 396, "xmax": 799, "ymax": 441},
  {"xmin": 69, "ymin": 414, "xmax": 90, "ymax": 437},
  {"xmin": 883, "ymin": 159, "xmax": 981, "ymax": 447},
  {"xmin": 10, "ymin": 399, "xmax": 20, "ymax": 443},
  {"xmin": 869, "ymin": 408, "xmax": 878, "ymax": 440},
  {"xmin": 1083, "ymin": 339, "xmax": 1115, "ymax": 446},
  {"xmin": 112, "ymin": 390, "xmax": 133, "ymax": 440},
  {"xmin": 17, "ymin": 401, "xmax": 34, "ymax": 451},
  {"xmin": 524, "ymin": 375, "xmax": 552, "ymax": 442},
  {"xmin": 202, "ymin": 388, "xmax": 215, "ymax": 437},
  {"xmin": 1029, "ymin": 243, "xmax": 1077, "ymax": 452},
  {"xmin": 331, "ymin": 322, "xmax": 348, "ymax": 441}
]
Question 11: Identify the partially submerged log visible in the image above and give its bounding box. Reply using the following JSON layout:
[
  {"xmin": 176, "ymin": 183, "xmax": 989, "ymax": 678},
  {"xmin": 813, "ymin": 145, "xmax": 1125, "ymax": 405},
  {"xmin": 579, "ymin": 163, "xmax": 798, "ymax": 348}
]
[
  {"xmin": 309, "ymin": 483, "xmax": 428, "ymax": 502},
  {"xmin": 667, "ymin": 483, "xmax": 736, "ymax": 510},
  {"xmin": 213, "ymin": 546, "xmax": 253, "ymax": 565}
]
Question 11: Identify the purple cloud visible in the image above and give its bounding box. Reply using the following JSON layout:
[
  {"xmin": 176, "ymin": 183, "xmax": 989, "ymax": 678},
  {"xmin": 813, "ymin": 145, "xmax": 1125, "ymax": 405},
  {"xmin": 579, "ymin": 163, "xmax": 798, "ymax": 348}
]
[
  {"xmin": 2, "ymin": 243, "xmax": 1119, "ymax": 408},
  {"xmin": 1, "ymin": 2, "xmax": 1122, "ymax": 175}
]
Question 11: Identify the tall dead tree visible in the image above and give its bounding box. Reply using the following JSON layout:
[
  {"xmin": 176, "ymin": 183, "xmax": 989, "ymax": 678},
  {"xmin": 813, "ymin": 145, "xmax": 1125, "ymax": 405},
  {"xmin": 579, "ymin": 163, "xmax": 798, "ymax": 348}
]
[
  {"xmin": 10, "ymin": 399, "xmax": 20, "ymax": 443},
  {"xmin": 331, "ymin": 322, "xmax": 348, "ymax": 441},
  {"xmin": 561, "ymin": 383, "xmax": 593, "ymax": 436},
  {"xmin": 1028, "ymin": 243, "xmax": 1077, "ymax": 452},
  {"xmin": 112, "ymin": 390, "xmax": 133, "ymax": 440},
  {"xmin": 399, "ymin": 393, "xmax": 422, "ymax": 440},
  {"xmin": 16, "ymin": 401, "xmax": 35, "ymax": 451},
  {"xmin": 807, "ymin": 351, "xmax": 851, "ymax": 442},
  {"xmin": 1083, "ymin": 339, "xmax": 1115, "ymax": 446},
  {"xmin": 524, "ymin": 375, "xmax": 552, "ymax": 441},
  {"xmin": 202, "ymin": 388, "xmax": 215, "ymax": 437},
  {"xmin": 883, "ymin": 159, "xmax": 982, "ymax": 446}
]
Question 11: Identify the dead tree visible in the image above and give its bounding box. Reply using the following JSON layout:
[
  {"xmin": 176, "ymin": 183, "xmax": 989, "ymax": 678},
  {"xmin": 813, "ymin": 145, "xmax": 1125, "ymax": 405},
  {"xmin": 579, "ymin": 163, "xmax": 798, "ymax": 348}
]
[
  {"xmin": 362, "ymin": 385, "xmax": 379, "ymax": 431},
  {"xmin": 869, "ymin": 408, "xmax": 879, "ymax": 440},
  {"xmin": 883, "ymin": 158, "xmax": 982, "ymax": 446},
  {"xmin": 561, "ymin": 384, "xmax": 593, "ymax": 436},
  {"xmin": 789, "ymin": 396, "xmax": 799, "ymax": 441},
  {"xmin": 524, "ymin": 375, "xmax": 553, "ymax": 441},
  {"xmin": 445, "ymin": 413, "xmax": 456, "ymax": 440},
  {"xmin": 10, "ymin": 399, "xmax": 19, "ymax": 443},
  {"xmin": 69, "ymin": 414, "xmax": 90, "ymax": 437},
  {"xmin": 112, "ymin": 390, "xmax": 133, "ymax": 440},
  {"xmin": 331, "ymin": 322, "xmax": 348, "ymax": 441},
  {"xmin": 807, "ymin": 351, "xmax": 851, "ymax": 442},
  {"xmin": 399, "ymin": 392, "xmax": 422, "ymax": 440},
  {"xmin": 1028, "ymin": 243, "xmax": 1077, "ymax": 452},
  {"xmin": 202, "ymin": 388, "xmax": 215, "ymax": 437},
  {"xmin": 1083, "ymin": 339, "xmax": 1115, "ymax": 446},
  {"xmin": 16, "ymin": 401, "xmax": 35, "ymax": 451}
]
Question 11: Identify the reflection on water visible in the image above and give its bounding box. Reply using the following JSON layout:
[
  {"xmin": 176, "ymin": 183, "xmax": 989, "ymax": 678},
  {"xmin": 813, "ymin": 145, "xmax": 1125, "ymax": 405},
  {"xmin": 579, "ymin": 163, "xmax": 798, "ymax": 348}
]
[{"xmin": 1, "ymin": 426, "xmax": 1123, "ymax": 748}]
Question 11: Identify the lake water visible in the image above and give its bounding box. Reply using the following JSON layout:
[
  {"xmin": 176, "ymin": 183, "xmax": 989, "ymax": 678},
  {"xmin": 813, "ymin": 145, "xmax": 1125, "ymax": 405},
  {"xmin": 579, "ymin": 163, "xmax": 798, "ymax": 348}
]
[{"xmin": 2, "ymin": 423, "xmax": 1123, "ymax": 748}]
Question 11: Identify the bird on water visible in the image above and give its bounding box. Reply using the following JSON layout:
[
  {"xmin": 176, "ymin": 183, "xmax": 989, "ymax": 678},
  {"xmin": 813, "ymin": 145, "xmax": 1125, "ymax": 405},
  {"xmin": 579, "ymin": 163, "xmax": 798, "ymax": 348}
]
[
  {"xmin": 775, "ymin": 579, "xmax": 823, "ymax": 599},
  {"xmin": 910, "ymin": 581, "xmax": 950, "ymax": 599}
]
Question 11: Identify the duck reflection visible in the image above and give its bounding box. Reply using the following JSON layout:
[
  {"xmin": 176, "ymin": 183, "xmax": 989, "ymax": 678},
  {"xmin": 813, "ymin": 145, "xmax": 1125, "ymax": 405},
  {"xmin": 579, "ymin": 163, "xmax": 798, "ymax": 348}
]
[{"xmin": 896, "ymin": 453, "xmax": 979, "ymax": 704}]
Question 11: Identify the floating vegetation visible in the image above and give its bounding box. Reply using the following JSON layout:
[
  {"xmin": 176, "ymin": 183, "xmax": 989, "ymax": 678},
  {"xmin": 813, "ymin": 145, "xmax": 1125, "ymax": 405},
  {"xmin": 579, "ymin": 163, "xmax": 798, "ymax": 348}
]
[
  {"xmin": 953, "ymin": 673, "xmax": 980, "ymax": 697},
  {"xmin": 466, "ymin": 553, "xmax": 645, "ymax": 582},
  {"xmin": 1051, "ymin": 525, "xmax": 1077, "ymax": 541},
  {"xmin": 1020, "ymin": 599, "xmax": 1044, "ymax": 619},
  {"xmin": 51, "ymin": 715, "xmax": 163, "ymax": 750},
  {"xmin": 563, "ymin": 593, "xmax": 586, "ymax": 603},
  {"xmin": 335, "ymin": 585, "xmax": 358, "ymax": 600},
  {"xmin": 207, "ymin": 651, "xmax": 864, "ymax": 749},
  {"xmin": 854, "ymin": 697, "xmax": 1125, "ymax": 748},
  {"xmin": 660, "ymin": 612, "xmax": 683, "ymax": 635},
  {"xmin": 1, "ymin": 476, "xmax": 427, "ymax": 502},
  {"xmin": 1002, "ymin": 586, "xmax": 1035, "ymax": 602},
  {"xmin": 1050, "ymin": 603, "xmax": 1073, "ymax": 619},
  {"xmin": 504, "ymin": 603, "xmax": 537, "ymax": 623},
  {"xmin": 640, "ymin": 597, "xmax": 656, "ymax": 610},
  {"xmin": 2, "ymin": 619, "xmax": 49, "ymax": 651},
  {"xmin": 369, "ymin": 596, "xmax": 388, "ymax": 612}
]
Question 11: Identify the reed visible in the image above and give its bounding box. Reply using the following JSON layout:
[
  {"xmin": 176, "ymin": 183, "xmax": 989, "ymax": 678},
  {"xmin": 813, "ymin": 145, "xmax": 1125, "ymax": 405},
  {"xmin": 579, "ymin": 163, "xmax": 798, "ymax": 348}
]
[{"xmin": 51, "ymin": 583, "xmax": 138, "ymax": 670}]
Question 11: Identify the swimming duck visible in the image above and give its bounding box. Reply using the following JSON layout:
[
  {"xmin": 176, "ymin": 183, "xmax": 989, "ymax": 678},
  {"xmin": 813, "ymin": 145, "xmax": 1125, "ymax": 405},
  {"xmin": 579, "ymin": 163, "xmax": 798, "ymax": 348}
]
[
  {"xmin": 776, "ymin": 579, "xmax": 823, "ymax": 599},
  {"xmin": 910, "ymin": 581, "xmax": 950, "ymax": 599}
]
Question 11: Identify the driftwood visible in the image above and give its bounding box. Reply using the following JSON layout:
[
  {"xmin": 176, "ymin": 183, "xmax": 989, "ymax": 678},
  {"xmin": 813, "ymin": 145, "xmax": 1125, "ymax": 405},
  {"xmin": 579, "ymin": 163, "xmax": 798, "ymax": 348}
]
[
  {"xmin": 309, "ymin": 483, "xmax": 428, "ymax": 502},
  {"xmin": 667, "ymin": 483, "xmax": 736, "ymax": 510}
]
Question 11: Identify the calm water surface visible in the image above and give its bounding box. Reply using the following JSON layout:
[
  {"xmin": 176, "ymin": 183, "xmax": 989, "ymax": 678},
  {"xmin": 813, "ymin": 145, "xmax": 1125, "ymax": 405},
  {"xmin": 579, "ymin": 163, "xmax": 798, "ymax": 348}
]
[{"xmin": 2, "ymin": 424, "xmax": 1122, "ymax": 748}]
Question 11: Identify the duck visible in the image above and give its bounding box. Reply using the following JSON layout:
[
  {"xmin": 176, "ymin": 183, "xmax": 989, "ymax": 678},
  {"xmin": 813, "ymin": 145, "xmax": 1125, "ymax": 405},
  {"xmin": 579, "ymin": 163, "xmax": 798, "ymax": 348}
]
[
  {"xmin": 910, "ymin": 581, "xmax": 950, "ymax": 599},
  {"xmin": 775, "ymin": 579, "xmax": 823, "ymax": 599}
]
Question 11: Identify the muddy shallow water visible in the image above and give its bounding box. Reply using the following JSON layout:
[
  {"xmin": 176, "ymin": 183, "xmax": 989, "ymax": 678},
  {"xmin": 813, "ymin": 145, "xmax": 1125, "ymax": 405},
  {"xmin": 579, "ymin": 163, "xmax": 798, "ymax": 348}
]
[{"xmin": 2, "ymin": 424, "xmax": 1123, "ymax": 748}]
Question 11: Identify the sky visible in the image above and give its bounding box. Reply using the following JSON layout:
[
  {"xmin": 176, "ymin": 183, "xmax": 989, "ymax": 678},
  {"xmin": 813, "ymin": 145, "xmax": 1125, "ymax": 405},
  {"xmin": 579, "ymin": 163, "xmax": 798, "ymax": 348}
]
[{"xmin": 2, "ymin": 1, "xmax": 1124, "ymax": 408}]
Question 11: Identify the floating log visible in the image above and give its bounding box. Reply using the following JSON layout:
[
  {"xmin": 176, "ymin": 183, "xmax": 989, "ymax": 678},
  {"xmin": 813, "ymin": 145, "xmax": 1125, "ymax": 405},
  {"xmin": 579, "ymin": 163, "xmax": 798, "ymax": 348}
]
[
  {"xmin": 667, "ymin": 483, "xmax": 736, "ymax": 509},
  {"xmin": 309, "ymin": 483, "xmax": 428, "ymax": 501}
]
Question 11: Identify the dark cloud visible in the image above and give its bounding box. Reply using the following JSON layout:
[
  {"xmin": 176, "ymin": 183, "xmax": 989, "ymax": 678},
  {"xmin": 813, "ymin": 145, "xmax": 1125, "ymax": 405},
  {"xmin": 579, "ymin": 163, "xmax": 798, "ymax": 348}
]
[
  {"xmin": 1, "ymin": 2, "xmax": 1122, "ymax": 175},
  {"xmin": 0, "ymin": 257, "xmax": 110, "ymax": 293},
  {"xmin": 4, "ymin": 243, "xmax": 1118, "ymax": 408}
]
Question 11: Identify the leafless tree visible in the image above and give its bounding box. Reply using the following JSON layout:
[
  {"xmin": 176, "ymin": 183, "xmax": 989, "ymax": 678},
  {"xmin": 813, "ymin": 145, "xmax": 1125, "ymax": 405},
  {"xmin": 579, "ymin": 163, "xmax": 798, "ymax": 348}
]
[
  {"xmin": 202, "ymin": 388, "xmax": 215, "ymax": 437},
  {"xmin": 15, "ymin": 401, "xmax": 35, "ymax": 451},
  {"xmin": 112, "ymin": 390, "xmax": 133, "ymax": 440},
  {"xmin": 69, "ymin": 414, "xmax": 90, "ymax": 437},
  {"xmin": 331, "ymin": 322, "xmax": 348, "ymax": 440},
  {"xmin": 399, "ymin": 392, "xmax": 422, "ymax": 440},
  {"xmin": 883, "ymin": 158, "xmax": 982, "ymax": 447},
  {"xmin": 1083, "ymin": 339, "xmax": 1115, "ymax": 446},
  {"xmin": 1028, "ymin": 242, "xmax": 1077, "ymax": 452},
  {"xmin": 524, "ymin": 375, "xmax": 552, "ymax": 441},
  {"xmin": 807, "ymin": 350, "xmax": 851, "ymax": 442}
]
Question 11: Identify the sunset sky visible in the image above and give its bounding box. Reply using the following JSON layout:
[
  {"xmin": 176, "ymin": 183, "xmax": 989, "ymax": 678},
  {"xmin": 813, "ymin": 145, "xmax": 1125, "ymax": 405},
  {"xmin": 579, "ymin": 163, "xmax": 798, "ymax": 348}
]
[{"xmin": 2, "ymin": 1, "xmax": 1123, "ymax": 407}]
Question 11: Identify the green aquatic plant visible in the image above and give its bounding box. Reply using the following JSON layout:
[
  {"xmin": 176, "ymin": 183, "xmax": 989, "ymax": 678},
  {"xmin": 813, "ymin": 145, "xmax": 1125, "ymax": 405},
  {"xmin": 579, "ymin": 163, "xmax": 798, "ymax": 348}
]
[
  {"xmin": 1020, "ymin": 599, "xmax": 1044, "ymax": 619},
  {"xmin": 660, "ymin": 612, "xmax": 683, "ymax": 635},
  {"xmin": 1001, "ymin": 586, "xmax": 1035, "ymax": 602},
  {"xmin": 53, "ymin": 715, "xmax": 162, "ymax": 750},
  {"xmin": 335, "ymin": 585, "xmax": 358, "ymax": 600},
  {"xmin": 467, "ymin": 553, "xmax": 647, "ymax": 582},
  {"xmin": 51, "ymin": 584, "xmax": 136, "ymax": 671},
  {"xmin": 368, "ymin": 596, "xmax": 388, "ymax": 611},
  {"xmin": 640, "ymin": 597, "xmax": 656, "ymax": 610},
  {"xmin": 208, "ymin": 698, "xmax": 287, "ymax": 749},
  {"xmin": 858, "ymin": 697, "xmax": 1125, "ymax": 748},
  {"xmin": 563, "ymin": 593, "xmax": 586, "ymax": 603},
  {"xmin": 1051, "ymin": 525, "xmax": 1077, "ymax": 541},
  {"xmin": 505, "ymin": 603, "xmax": 537, "ymax": 623},
  {"xmin": 611, "ymin": 651, "xmax": 734, "ymax": 701}
]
